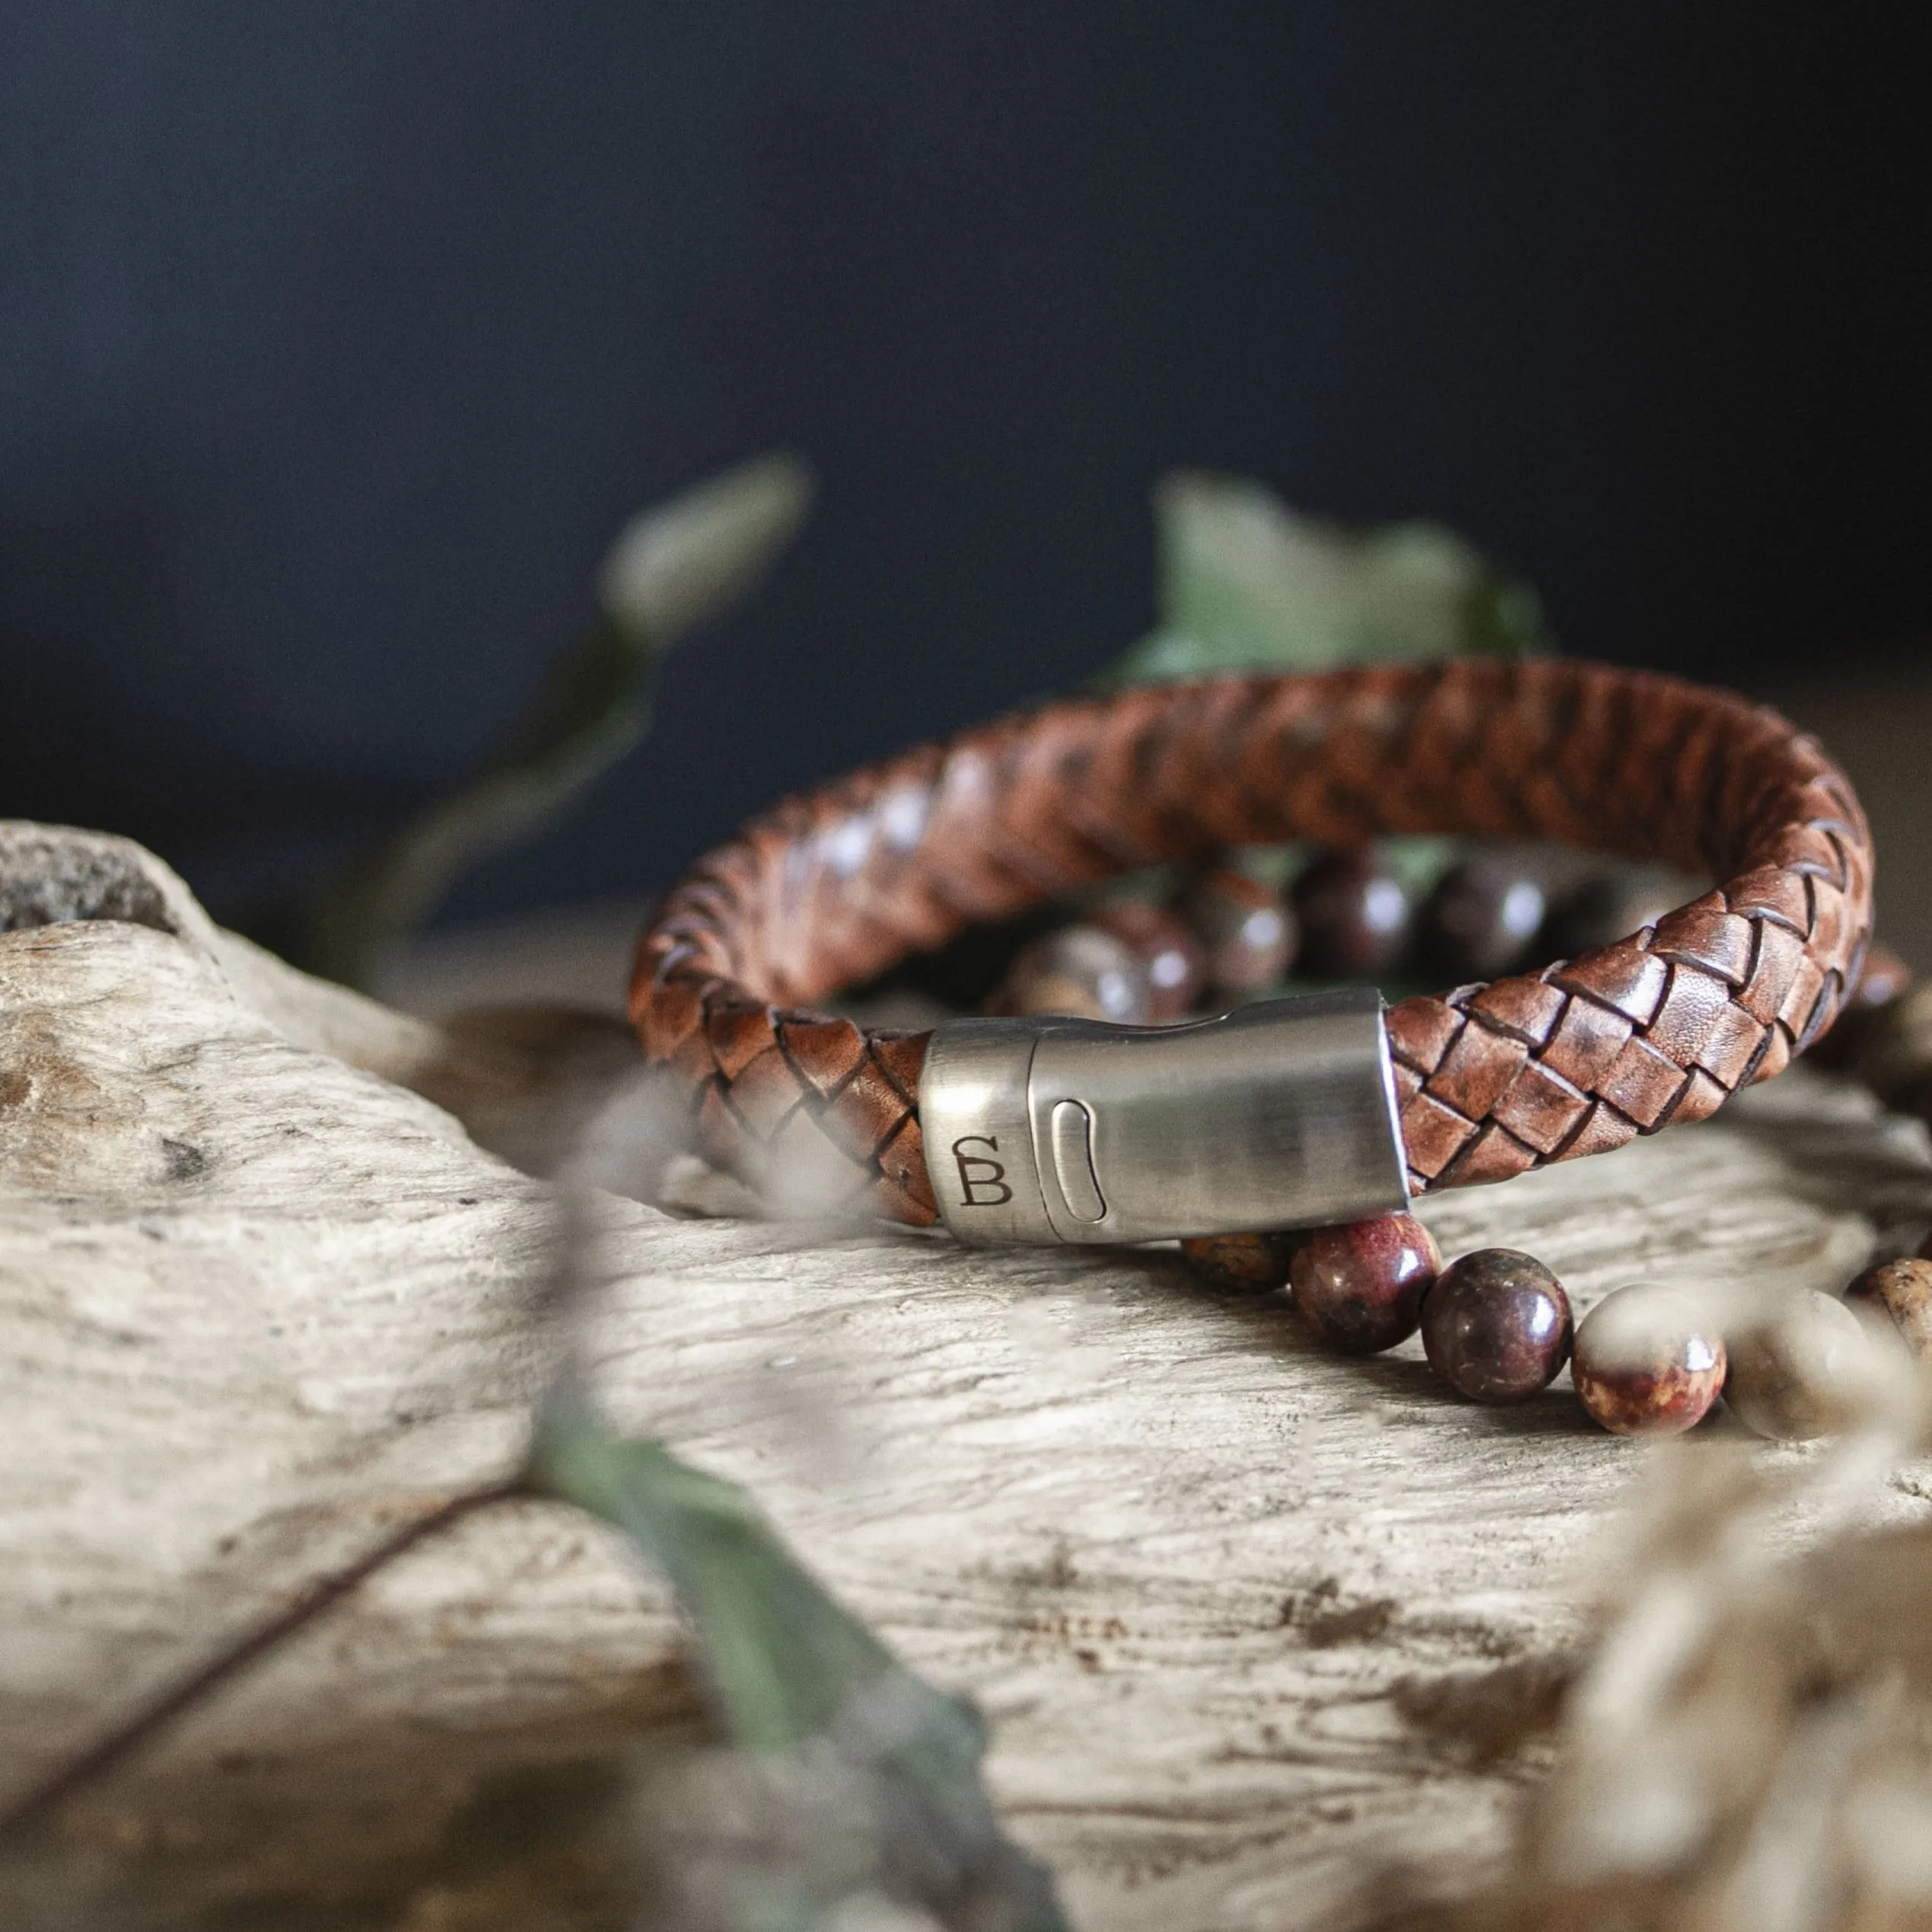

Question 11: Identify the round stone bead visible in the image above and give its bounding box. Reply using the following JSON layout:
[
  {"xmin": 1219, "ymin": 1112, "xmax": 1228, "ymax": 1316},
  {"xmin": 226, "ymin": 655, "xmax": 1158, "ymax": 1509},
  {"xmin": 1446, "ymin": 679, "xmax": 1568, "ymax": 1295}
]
[
  {"xmin": 1542, "ymin": 865, "xmax": 1689, "ymax": 960},
  {"xmin": 1724, "ymin": 1290, "xmax": 1883, "ymax": 1440},
  {"xmin": 1421, "ymin": 1248, "xmax": 1573, "ymax": 1403},
  {"xmin": 1094, "ymin": 902, "xmax": 1207, "ymax": 1021},
  {"xmin": 991, "ymin": 925, "xmax": 1151, "ymax": 1023},
  {"xmin": 1418, "ymin": 852, "xmax": 1548, "ymax": 982},
  {"xmin": 1852, "ymin": 942, "xmax": 1914, "ymax": 1012},
  {"xmin": 1290, "ymin": 847, "xmax": 1411, "ymax": 979},
  {"xmin": 1806, "ymin": 941, "xmax": 1913, "ymax": 1071},
  {"xmin": 1180, "ymin": 1230, "xmax": 1298, "ymax": 1294},
  {"xmin": 1571, "ymin": 1284, "xmax": 1727, "ymax": 1435},
  {"xmin": 1176, "ymin": 868, "xmax": 1297, "ymax": 1001},
  {"xmin": 1290, "ymin": 1214, "xmax": 1442, "ymax": 1354},
  {"xmin": 1845, "ymin": 1257, "xmax": 1932, "ymax": 1362}
]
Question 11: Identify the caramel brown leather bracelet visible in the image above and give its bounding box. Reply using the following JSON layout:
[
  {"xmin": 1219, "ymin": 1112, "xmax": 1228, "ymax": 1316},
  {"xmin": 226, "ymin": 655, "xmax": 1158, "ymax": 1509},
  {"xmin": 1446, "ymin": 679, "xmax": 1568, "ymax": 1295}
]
[{"xmin": 632, "ymin": 657, "xmax": 1872, "ymax": 1239}]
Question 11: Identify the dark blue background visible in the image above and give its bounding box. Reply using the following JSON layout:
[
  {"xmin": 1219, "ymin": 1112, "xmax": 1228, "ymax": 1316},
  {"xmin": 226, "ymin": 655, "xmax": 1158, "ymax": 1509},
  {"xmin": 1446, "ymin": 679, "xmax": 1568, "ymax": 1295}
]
[{"xmin": 3, "ymin": 5, "xmax": 1927, "ymax": 921}]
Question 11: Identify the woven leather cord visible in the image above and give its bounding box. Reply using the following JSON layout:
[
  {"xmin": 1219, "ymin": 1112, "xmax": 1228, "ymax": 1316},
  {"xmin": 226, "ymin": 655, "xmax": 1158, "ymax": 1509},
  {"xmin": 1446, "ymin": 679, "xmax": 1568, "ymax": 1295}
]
[{"xmin": 632, "ymin": 658, "xmax": 1873, "ymax": 1228}]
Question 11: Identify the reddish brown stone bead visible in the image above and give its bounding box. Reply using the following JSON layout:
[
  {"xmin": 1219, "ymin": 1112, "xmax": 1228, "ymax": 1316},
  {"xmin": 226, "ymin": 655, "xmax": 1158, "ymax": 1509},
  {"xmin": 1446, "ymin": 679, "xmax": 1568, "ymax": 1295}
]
[
  {"xmin": 1094, "ymin": 902, "xmax": 1207, "ymax": 1020},
  {"xmin": 1418, "ymin": 852, "xmax": 1548, "ymax": 982},
  {"xmin": 1290, "ymin": 1214, "xmax": 1442, "ymax": 1354},
  {"xmin": 1571, "ymin": 1284, "xmax": 1727, "ymax": 1436},
  {"xmin": 1176, "ymin": 868, "xmax": 1296, "ymax": 1001},
  {"xmin": 1852, "ymin": 943, "xmax": 1914, "ymax": 1011},
  {"xmin": 1290, "ymin": 846, "xmax": 1411, "ymax": 979},
  {"xmin": 1542, "ymin": 865, "xmax": 1689, "ymax": 959},
  {"xmin": 1806, "ymin": 941, "xmax": 1913, "ymax": 1070},
  {"xmin": 1180, "ymin": 1230, "xmax": 1297, "ymax": 1293},
  {"xmin": 1846, "ymin": 1256, "xmax": 1932, "ymax": 1361},
  {"xmin": 1421, "ymin": 1247, "xmax": 1573, "ymax": 1403},
  {"xmin": 990, "ymin": 924, "xmax": 1152, "ymax": 1023}
]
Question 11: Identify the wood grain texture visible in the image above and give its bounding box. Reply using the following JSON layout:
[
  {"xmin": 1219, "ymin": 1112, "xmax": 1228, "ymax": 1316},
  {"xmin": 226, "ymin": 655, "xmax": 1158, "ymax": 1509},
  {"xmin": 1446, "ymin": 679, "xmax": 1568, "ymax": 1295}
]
[{"xmin": 3, "ymin": 901, "xmax": 1931, "ymax": 1927}]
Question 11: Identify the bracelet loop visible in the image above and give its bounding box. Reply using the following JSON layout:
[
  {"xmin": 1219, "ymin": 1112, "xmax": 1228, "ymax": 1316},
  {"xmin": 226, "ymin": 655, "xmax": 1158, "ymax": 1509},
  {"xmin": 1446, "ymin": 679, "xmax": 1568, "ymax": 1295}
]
[{"xmin": 632, "ymin": 658, "xmax": 1873, "ymax": 1231}]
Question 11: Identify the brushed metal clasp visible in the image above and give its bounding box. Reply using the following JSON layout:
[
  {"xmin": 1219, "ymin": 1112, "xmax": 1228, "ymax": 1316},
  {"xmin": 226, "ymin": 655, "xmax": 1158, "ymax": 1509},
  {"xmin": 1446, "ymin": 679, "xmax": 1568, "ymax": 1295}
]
[{"xmin": 920, "ymin": 987, "xmax": 1409, "ymax": 1246}]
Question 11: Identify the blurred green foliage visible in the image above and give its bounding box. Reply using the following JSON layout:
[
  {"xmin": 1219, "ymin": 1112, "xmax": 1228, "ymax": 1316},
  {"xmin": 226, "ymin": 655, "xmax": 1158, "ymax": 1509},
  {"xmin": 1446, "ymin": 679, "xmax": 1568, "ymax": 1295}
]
[
  {"xmin": 260, "ymin": 453, "xmax": 813, "ymax": 988},
  {"xmin": 528, "ymin": 1396, "xmax": 1066, "ymax": 1932},
  {"xmin": 1109, "ymin": 469, "xmax": 1548, "ymax": 685}
]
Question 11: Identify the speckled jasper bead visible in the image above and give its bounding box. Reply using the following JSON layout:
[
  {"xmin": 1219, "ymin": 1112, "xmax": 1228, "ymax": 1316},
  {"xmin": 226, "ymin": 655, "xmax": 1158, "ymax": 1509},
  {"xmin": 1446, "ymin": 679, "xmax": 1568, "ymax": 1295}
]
[
  {"xmin": 1421, "ymin": 1247, "xmax": 1573, "ymax": 1403},
  {"xmin": 991, "ymin": 924, "xmax": 1151, "ymax": 1023},
  {"xmin": 1291, "ymin": 1214, "xmax": 1441, "ymax": 1354},
  {"xmin": 1418, "ymin": 852, "xmax": 1547, "ymax": 982},
  {"xmin": 1093, "ymin": 901, "xmax": 1207, "ymax": 1021},
  {"xmin": 1176, "ymin": 867, "xmax": 1296, "ymax": 1000},
  {"xmin": 1290, "ymin": 846, "xmax": 1411, "ymax": 979},
  {"xmin": 1724, "ymin": 1291, "xmax": 1879, "ymax": 1441},
  {"xmin": 1542, "ymin": 866, "xmax": 1687, "ymax": 960},
  {"xmin": 1844, "ymin": 1256, "xmax": 1932, "ymax": 1361},
  {"xmin": 1571, "ymin": 1284, "xmax": 1727, "ymax": 1435},
  {"xmin": 1179, "ymin": 1230, "xmax": 1298, "ymax": 1294}
]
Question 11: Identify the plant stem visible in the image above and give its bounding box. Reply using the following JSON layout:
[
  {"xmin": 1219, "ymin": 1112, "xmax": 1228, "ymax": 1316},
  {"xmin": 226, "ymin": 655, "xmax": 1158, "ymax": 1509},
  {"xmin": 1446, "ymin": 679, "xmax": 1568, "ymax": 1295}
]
[{"xmin": 0, "ymin": 1482, "xmax": 520, "ymax": 1841}]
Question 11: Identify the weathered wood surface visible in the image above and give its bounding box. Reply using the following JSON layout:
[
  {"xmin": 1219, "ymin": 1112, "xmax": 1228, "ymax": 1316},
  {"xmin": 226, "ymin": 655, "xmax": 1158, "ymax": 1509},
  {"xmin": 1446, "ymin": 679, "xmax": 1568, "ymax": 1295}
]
[{"xmin": 5, "ymin": 829, "xmax": 1932, "ymax": 1928}]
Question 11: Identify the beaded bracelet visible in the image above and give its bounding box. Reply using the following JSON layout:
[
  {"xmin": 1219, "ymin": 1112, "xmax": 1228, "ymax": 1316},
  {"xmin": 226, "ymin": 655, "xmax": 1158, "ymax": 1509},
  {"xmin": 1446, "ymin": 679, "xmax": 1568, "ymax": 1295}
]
[
  {"xmin": 1181, "ymin": 1210, "xmax": 1932, "ymax": 1440},
  {"xmin": 1084, "ymin": 896, "xmax": 1916, "ymax": 1439},
  {"xmin": 951, "ymin": 835, "xmax": 1911, "ymax": 1439},
  {"xmin": 633, "ymin": 658, "xmax": 1885, "ymax": 1432}
]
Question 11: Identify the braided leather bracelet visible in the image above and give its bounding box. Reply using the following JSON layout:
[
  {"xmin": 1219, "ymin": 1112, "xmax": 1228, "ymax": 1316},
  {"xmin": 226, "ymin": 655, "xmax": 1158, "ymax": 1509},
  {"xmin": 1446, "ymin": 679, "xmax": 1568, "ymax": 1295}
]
[{"xmin": 632, "ymin": 657, "xmax": 1872, "ymax": 1245}]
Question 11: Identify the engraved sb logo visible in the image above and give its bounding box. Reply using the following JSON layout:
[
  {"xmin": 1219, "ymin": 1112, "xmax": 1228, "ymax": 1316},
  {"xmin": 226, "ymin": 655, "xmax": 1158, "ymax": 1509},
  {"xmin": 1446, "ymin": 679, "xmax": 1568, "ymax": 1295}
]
[{"xmin": 950, "ymin": 1135, "xmax": 1013, "ymax": 1208}]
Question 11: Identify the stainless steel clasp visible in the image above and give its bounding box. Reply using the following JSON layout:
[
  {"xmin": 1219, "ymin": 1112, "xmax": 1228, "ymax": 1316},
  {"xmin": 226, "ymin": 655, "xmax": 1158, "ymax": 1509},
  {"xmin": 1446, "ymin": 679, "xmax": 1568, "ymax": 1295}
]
[{"xmin": 919, "ymin": 987, "xmax": 1409, "ymax": 1246}]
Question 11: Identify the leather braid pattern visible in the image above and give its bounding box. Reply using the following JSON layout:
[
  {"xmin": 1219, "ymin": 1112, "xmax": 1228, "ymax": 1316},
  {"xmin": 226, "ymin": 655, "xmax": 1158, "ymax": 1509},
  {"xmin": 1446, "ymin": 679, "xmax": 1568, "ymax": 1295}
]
[{"xmin": 632, "ymin": 659, "xmax": 1873, "ymax": 1227}]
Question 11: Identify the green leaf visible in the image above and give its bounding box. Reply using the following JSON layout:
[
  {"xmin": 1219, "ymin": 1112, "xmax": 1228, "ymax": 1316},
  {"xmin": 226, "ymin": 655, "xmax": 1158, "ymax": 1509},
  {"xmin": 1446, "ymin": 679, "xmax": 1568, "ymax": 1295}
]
[
  {"xmin": 526, "ymin": 1396, "xmax": 1066, "ymax": 1932},
  {"xmin": 268, "ymin": 453, "xmax": 813, "ymax": 987},
  {"xmin": 1107, "ymin": 469, "xmax": 1548, "ymax": 686},
  {"xmin": 597, "ymin": 451, "xmax": 816, "ymax": 644}
]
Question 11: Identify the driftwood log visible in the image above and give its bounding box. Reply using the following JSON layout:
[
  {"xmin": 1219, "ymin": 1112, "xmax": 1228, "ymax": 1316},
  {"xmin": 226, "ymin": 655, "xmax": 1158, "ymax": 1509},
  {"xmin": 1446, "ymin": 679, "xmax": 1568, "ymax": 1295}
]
[{"xmin": 3, "ymin": 823, "xmax": 1932, "ymax": 1930}]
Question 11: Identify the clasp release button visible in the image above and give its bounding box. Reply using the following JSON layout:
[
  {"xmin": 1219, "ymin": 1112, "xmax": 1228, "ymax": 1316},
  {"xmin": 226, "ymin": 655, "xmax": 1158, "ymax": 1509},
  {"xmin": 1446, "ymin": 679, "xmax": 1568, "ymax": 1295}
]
[{"xmin": 1046, "ymin": 1099, "xmax": 1107, "ymax": 1222}]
